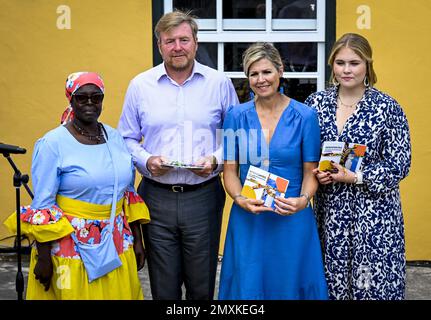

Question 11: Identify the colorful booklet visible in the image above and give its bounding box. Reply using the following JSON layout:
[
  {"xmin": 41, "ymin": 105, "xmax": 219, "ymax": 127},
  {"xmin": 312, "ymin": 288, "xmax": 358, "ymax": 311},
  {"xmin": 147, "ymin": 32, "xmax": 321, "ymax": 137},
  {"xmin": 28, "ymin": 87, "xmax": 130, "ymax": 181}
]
[
  {"xmin": 318, "ymin": 141, "xmax": 367, "ymax": 172},
  {"xmin": 241, "ymin": 165, "xmax": 290, "ymax": 210}
]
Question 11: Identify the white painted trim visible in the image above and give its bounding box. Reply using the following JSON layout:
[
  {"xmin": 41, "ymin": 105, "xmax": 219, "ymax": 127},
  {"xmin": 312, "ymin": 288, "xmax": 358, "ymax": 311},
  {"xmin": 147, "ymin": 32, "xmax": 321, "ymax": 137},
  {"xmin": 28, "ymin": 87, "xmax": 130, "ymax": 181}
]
[
  {"xmin": 163, "ymin": 0, "xmax": 172, "ymax": 13},
  {"xmin": 217, "ymin": 42, "xmax": 223, "ymax": 71},
  {"xmin": 265, "ymin": 0, "xmax": 272, "ymax": 33},
  {"xmin": 223, "ymin": 19, "xmax": 266, "ymax": 30},
  {"xmin": 197, "ymin": 19, "xmax": 216, "ymax": 30},
  {"xmin": 272, "ymin": 19, "xmax": 317, "ymax": 30},
  {"xmin": 225, "ymin": 72, "xmax": 319, "ymax": 79},
  {"xmin": 216, "ymin": 0, "xmax": 222, "ymax": 33},
  {"xmin": 316, "ymin": 0, "xmax": 326, "ymax": 40},
  {"xmin": 317, "ymin": 42, "xmax": 326, "ymax": 91},
  {"xmin": 197, "ymin": 32, "xmax": 323, "ymax": 43}
]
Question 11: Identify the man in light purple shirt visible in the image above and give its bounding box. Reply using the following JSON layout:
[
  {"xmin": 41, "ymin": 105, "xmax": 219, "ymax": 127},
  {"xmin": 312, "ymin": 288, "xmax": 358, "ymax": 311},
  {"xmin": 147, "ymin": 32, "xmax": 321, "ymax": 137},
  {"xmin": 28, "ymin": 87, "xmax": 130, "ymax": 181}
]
[{"xmin": 118, "ymin": 10, "xmax": 238, "ymax": 300}]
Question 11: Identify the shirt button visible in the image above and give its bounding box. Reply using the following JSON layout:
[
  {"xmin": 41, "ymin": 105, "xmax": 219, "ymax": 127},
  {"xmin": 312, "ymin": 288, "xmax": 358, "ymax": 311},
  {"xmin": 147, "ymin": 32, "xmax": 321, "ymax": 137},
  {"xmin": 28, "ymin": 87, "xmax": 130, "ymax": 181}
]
[{"xmin": 263, "ymin": 159, "xmax": 270, "ymax": 167}]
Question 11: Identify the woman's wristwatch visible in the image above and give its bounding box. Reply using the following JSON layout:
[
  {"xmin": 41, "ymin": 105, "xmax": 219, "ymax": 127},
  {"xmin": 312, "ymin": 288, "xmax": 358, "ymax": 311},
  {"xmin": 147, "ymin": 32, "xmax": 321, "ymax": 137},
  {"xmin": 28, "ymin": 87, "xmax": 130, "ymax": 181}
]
[{"xmin": 353, "ymin": 171, "xmax": 364, "ymax": 184}]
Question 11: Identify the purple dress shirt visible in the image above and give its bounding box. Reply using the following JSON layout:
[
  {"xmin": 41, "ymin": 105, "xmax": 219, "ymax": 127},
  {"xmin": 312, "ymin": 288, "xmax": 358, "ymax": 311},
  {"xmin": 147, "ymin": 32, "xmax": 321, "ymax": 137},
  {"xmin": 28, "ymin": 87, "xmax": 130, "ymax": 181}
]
[{"xmin": 118, "ymin": 60, "xmax": 239, "ymax": 185}]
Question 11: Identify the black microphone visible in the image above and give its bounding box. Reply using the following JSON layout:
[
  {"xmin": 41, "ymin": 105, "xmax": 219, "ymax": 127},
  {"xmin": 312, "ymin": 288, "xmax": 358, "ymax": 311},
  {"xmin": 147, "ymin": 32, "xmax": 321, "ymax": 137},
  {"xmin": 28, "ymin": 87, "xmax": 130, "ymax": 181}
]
[{"xmin": 0, "ymin": 143, "xmax": 26, "ymax": 155}]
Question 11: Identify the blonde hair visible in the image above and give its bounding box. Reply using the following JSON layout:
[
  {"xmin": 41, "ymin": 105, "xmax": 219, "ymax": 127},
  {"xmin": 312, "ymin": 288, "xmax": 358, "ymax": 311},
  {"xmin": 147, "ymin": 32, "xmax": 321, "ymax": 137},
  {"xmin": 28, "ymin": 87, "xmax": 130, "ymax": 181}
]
[
  {"xmin": 154, "ymin": 10, "xmax": 198, "ymax": 41},
  {"xmin": 242, "ymin": 42, "xmax": 284, "ymax": 77},
  {"xmin": 328, "ymin": 33, "xmax": 377, "ymax": 87}
]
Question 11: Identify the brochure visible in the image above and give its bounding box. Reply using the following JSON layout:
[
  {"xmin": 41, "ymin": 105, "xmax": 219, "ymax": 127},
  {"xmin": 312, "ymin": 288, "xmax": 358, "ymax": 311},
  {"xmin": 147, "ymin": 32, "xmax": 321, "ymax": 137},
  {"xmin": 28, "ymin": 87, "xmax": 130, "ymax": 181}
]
[
  {"xmin": 161, "ymin": 160, "xmax": 205, "ymax": 170},
  {"xmin": 343, "ymin": 143, "xmax": 367, "ymax": 172},
  {"xmin": 318, "ymin": 141, "xmax": 345, "ymax": 171},
  {"xmin": 241, "ymin": 165, "xmax": 290, "ymax": 210},
  {"xmin": 318, "ymin": 141, "xmax": 367, "ymax": 172}
]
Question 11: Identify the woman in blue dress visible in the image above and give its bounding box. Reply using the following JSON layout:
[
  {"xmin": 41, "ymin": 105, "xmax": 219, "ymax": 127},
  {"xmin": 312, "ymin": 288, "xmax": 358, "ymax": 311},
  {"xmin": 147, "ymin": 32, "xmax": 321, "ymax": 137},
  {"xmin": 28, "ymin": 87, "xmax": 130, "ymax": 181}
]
[
  {"xmin": 305, "ymin": 33, "xmax": 411, "ymax": 299},
  {"xmin": 218, "ymin": 43, "xmax": 328, "ymax": 300}
]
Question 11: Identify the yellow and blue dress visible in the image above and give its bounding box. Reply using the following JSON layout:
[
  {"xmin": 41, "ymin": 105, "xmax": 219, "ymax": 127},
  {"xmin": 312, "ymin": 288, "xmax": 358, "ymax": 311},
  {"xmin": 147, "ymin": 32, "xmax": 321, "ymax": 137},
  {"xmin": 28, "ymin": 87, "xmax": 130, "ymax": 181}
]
[{"xmin": 4, "ymin": 124, "xmax": 150, "ymax": 300}]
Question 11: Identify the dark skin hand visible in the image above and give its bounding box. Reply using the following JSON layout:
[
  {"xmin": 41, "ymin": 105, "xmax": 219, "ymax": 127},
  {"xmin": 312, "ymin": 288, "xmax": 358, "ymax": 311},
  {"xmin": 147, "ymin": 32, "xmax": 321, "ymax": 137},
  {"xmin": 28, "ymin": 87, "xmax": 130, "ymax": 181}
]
[
  {"xmin": 130, "ymin": 222, "xmax": 146, "ymax": 271},
  {"xmin": 34, "ymin": 241, "xmax": 53, "ymax": 291}
]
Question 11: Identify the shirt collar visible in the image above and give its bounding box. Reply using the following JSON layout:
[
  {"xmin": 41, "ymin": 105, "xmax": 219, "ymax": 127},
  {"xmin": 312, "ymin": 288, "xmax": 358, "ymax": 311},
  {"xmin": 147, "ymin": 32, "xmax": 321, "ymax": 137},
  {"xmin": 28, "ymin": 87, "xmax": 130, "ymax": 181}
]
[{"xmin": 155, "ymin": 60, "xmax": 207, "ymax": 83}]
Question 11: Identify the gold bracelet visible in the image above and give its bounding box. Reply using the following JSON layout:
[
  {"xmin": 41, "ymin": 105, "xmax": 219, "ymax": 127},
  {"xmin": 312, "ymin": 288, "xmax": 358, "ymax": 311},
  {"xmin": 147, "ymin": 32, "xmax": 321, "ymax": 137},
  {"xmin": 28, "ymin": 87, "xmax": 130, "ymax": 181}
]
[{"xmin": 300, "ymin": 193, "xmax": 311, "ymax": 207}]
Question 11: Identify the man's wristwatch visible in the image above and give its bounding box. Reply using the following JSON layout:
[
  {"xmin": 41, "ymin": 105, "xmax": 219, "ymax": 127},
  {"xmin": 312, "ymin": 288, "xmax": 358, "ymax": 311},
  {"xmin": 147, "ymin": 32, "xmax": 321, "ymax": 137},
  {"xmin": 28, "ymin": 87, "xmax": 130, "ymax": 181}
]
[{"xmin": 300, "ymin": 192, "xmax": 311, "ymax": 207}]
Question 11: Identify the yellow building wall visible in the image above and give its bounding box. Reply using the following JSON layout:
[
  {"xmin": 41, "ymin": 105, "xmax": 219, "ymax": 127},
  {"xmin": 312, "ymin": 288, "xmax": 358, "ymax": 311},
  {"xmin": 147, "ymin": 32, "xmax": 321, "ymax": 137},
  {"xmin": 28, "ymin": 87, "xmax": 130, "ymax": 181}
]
[
  {"xmin": 0, "ymin": 0, "xmax": 153, "ymax": 244},
  {"xmin": 337, "ymin": 0, "xmax": 431, "ymax": 260}
]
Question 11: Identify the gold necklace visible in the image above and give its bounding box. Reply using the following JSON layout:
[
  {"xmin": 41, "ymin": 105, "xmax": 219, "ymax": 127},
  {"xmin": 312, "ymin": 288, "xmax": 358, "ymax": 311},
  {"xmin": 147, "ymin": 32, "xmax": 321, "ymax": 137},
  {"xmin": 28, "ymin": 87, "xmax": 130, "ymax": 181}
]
[
  {"xmin": 338, "ymin": 95, "xmax": 361, "ymax": 108},
  {"xmin": 72, "ymin": 121, "xmax": 103, "ymax": 143}
]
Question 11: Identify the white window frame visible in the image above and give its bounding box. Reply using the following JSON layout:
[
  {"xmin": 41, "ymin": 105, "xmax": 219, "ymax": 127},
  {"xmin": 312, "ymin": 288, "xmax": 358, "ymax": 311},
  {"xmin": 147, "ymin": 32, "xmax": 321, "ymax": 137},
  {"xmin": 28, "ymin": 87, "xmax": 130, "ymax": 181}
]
[{"xmin": 164, "ymin": 0, "xmax": 326, "ymax": 91}]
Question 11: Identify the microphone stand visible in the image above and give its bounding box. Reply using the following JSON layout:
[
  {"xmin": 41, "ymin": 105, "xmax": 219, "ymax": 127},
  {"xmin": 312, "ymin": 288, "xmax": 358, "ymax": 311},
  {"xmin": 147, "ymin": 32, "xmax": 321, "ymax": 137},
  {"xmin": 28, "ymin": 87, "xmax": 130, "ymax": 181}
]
[{"xmin": 2, "ymin": 153, "xmax": 33, "ymax": 301}]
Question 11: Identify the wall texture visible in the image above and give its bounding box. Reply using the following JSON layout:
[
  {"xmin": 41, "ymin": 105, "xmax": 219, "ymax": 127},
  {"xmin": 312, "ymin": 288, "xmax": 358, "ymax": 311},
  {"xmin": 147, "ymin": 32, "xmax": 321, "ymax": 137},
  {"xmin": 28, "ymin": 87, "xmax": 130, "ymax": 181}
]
[
  {"xmin": 0, "ymin": 0, "xmax": 153, "ymax": 244},
  {"xmin": 337, "ymin": 0, "xmax": 431, "ymax": 260}
]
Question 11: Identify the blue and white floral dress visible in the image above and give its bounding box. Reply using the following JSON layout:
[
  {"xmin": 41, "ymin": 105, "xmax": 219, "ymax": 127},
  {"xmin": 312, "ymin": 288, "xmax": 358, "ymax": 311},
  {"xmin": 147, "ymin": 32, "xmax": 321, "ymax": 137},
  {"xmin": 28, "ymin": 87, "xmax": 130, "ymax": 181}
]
[{"xmin": 305, "ymin": 86, "xmax": 411, "ymax": 300}]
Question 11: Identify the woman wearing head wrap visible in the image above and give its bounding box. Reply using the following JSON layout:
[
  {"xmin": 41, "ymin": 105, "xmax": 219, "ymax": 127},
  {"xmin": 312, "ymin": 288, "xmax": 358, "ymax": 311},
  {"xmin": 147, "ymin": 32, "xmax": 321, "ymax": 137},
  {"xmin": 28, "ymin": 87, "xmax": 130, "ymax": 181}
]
[{"xmin": 4, "ymin": 72, "xmax": 150, "ymax": 299}]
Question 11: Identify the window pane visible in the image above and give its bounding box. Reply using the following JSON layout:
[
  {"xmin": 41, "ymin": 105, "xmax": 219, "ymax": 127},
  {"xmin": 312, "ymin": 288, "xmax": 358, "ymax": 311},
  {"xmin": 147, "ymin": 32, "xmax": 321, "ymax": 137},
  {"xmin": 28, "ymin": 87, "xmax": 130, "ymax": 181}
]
[
  {"xmin": 231, "ymin": 78, "xmax": 317, "ymax": 104},
  {"xmin": 286, "ymin": 78, "xmax": 317, "ymax": 102},
  {"xmin": 173, "ymin": 0, "xmax": 216, "ymax": 18},
  {"xmin": 225, "ymin": 42, "xmax": 317, "ymax": 73},
  {"xmin": 231, "ymin": 78, "xmax": 253, "ymax": 103},
  {"xmin": 224, "ymin": 42, "xmax": 253, "ymax": 72},
  {"xmin": 223, "ymin": 0, "xmax": 266, "ymax": 18},
  {"xmin": 275, "ymin": 42, "xmax": 317, "ymax": 72},
  {"xmin": 196, "ymin": 43, "xmax": 217, "ymax": 69},
  {"xmin": 272, "ymin": 0, "xmax": 317, "ymax": 19}
]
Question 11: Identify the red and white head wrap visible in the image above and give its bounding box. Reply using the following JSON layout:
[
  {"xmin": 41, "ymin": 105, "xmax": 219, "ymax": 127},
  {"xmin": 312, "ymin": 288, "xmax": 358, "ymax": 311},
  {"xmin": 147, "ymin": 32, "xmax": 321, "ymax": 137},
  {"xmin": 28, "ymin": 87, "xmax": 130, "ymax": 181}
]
[{"xmin": 61, "ymin": 72, "xmax": 105, "ymax": 124}]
